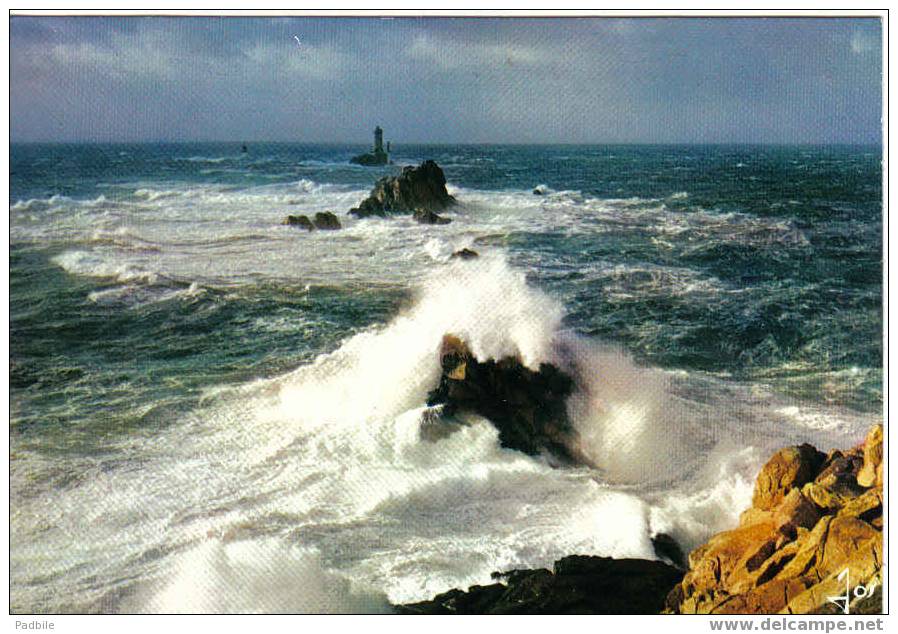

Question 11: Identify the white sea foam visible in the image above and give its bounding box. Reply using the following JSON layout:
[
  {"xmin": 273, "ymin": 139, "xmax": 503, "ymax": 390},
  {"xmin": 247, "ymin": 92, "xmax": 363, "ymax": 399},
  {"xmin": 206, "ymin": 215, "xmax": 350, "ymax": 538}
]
[
  {"xmin": 139, "ymin": 540, "xmax": 390, "ymax": 614},
  {"xmin": 131, "ymin": 260, "xmax": 872, "ymax": 609},
  {"xmin": 12, "ymin": 175, "xmax": 879, "ymax": 613},
  {"xmin": 53, "ymin": 249, "xmax": 160, "ymax": 284},
  {"xmin": 12, "ymin": 250, "xmax": 876, "ymax": 613},
  {"xmin": 22, "ymin": 176, "xmax": 813, "ymax": 298}
]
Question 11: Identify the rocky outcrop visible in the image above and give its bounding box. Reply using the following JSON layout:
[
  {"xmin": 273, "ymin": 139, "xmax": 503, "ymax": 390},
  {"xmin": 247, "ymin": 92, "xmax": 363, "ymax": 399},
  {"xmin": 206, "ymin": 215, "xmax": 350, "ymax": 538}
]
[
  {"xmin": 665, "ymin": 425, "xmax": 883, "ymax": 615},
  {"xmin": 349, "ymin": 160, "xmax": 455, "ymax": 221},
  {"xmin": 752, "ymin": 444, "xmax": 825, "ymax": 510},
  {"xmin": 313, "ymin": 211, "xmax": 341, "ymax": 230},
  {"xmin": 350, "ymin": 150, "xmax": 389, "ymax": 166},
  {"xmin": 282, "ymin": 212, "xmax": 342, "ymax": 231},
  {"xmin": 283, "ymin": 215, "xmax": 314, "ymax": 231},
  {"xmin": 425, "ymin": 335, "xmax": 579, "ymax": 462},
  {"xmin": 396, "ymin": 555, "xmax": 683, "ymax": 615}
]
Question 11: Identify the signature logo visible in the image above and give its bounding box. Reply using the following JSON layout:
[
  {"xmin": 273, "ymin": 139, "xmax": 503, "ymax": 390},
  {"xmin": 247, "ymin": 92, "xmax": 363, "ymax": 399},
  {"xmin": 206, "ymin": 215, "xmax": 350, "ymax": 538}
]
[{"xmin": 826, "ymin": 568, "xmax": 876, "ymax": 615}]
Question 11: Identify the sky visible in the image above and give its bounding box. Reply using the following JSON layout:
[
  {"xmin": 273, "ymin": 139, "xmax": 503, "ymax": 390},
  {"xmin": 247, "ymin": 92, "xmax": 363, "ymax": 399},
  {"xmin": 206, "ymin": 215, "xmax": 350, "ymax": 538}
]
[{"xmin": 9, "ymin": 15, "xmax": 883, "ymax": 144}]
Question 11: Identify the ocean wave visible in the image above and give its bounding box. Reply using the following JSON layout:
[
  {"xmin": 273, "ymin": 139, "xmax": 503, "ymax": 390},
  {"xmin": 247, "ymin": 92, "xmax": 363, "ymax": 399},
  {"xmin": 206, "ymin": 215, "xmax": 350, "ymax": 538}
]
[
  {"xmin": 133, "ymin": 188, "xmax": 183, "ymax": 202},
  {"xmin": 11, "ymin": 193, "xmax": 122, "ymax": 213},
  {"xmin": 53, "ymin": 249, "xmax": 161, "ymax": 285},
  {"xmin": 11, "ymin": 195, "xmax": 70, "ymax": 212},
  {"xmin": 86, "ymin": 282, "xmax": 203, "ymax": 308},
  {"xmin": 593, "ymin": 263, "xmax": 725, "ymax": 299},
  {"xmin": 181, "ymin": 155, "xmax": 231, "ymax": 164},
  {"xmin": 13, "ymin": 251, "xmax": 878, "ymax": 612},
  {"xmin": 87, "ymin": 227, "xmax": 160, "ymax": 251}
]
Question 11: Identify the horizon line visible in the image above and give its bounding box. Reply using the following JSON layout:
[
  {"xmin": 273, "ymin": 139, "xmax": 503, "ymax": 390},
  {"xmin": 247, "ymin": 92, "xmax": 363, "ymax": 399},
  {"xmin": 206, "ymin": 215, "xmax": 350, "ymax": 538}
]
[{"xmin": 9, "ymin": 140, "xmax": 884, "ymax": 147}]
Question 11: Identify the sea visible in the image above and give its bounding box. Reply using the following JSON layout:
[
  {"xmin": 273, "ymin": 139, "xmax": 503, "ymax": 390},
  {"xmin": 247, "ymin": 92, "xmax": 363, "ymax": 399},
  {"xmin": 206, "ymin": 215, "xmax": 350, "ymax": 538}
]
[{"xmin": 9, "ymin": 142, "xmax": 883, "ymax": 613}]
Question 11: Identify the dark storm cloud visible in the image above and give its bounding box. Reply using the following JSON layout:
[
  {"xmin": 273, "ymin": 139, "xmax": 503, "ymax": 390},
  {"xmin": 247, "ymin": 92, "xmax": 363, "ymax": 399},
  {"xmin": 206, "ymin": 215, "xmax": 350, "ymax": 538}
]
[{"xmin": 10, "ymin": 16, "xmax": 882, "ymax": 143}]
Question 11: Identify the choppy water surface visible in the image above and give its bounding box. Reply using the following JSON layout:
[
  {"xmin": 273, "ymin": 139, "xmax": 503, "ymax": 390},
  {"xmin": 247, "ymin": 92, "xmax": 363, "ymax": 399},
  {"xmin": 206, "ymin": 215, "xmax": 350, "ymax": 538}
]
[{"xmin": 10, "ymin": 143, "xmax": 882, "ymax": 612}]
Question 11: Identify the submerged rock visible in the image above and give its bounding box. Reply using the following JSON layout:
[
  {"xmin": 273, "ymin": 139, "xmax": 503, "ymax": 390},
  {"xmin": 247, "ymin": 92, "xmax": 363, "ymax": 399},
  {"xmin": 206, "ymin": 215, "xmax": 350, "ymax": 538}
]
[
  {"xmin": 396, "ymin": 555, "xmax": 683, "ymax": 614},
  {"xmin": 413, "ymin": 209, "xmax": 451, "ymax": 225},
  {"xmin": 425, "ymin": 334, "xmax": 578, "ymax": 462},
  {"xmin": 349, "ymin": 160, "xmax": 455, "ymax": 219},
  {"xmin": 450, "ymin": 248, "xmax": 479, "ymax": 260},
  {"xmin": 665, "ymin": 425, "xmax": 883, "ymax": 615},
  {"xmin": 283, "ymin": 214, "xmax": 314, "ymax": 231}
]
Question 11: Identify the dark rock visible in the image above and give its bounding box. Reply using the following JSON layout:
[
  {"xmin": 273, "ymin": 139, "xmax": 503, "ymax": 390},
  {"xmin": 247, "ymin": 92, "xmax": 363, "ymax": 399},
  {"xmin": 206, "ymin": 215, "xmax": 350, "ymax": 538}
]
[
  {"xmin": 450, "ymin": 248, "xmax": 479, "ymax": 260},
  {"xmin": 283, "ymin": 215, "xmax": 314, "ymax": 231},
  {"xmin": 651, "ymin": 533, "xmax": 686, "ymax": 569},
  {"xmin": 283, "ymin": 212, "xmax": 341, "ymax": 231},
  {"xmin": 396, "ymin": 555, "xmax": 683, "ymax": 615},
  {"xmin": 349, "ymin": 160, "xmax": 456, "ymax": 218},
  {"xmin": 413, "ymin": 209, "xmax": 451, "ymax": 225},
  {"xmin": 425, "ymin": 334, "xmax": 578, "ymax": 462},
  {"xmin": 350, "ymin": 150, "xmax": 389, "ymax": 166},
  {"xmin": 313, "ymin": 211, "xmax": 341, "ymax": 230}
]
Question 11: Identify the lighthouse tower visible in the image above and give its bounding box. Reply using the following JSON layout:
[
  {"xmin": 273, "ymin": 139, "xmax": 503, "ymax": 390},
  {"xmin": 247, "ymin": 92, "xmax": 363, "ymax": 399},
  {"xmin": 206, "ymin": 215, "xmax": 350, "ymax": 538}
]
[{"xmin": 374, "ymin": 126, "xmax": 384, "ymax": 153}]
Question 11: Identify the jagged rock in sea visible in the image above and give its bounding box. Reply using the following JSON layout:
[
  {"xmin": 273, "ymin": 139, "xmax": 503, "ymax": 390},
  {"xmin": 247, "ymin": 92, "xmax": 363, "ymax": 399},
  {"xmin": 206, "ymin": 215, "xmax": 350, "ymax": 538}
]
[
  {"xmin": 283, "ymin": 214, "xmax": 314, "ymax": 231},
  {"xmin": 450, "ymin": 248, "xmax": 479, "ymax": 260},
  {"xmin": 283, "ymin": 212, "xmax": 342, "ymax": 231},
  {"xmin": 396, "ymin": 555, "xmax": 683, "ymax": 614},
  {"xmin": 425, "ymin": 334, "xmax": 579, "ymax": 462},
  {"xmin": 665, "ymin": 424, "xmax": 883, "ymax": 615},
  {"xmin": 313, "ymin": 211, "xmax": 341, "ymax": 230},
  {"xmin": 414, "ymin": 209, "xmax": 451, "ymax": 225},
  {"xmin": 349, "ymin": 160, "xmax": 455, "ymax": 222}
]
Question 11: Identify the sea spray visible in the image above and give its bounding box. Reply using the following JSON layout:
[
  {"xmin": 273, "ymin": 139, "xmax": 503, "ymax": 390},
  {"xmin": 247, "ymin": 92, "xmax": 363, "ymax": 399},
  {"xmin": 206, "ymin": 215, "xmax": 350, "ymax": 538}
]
[
  {"xmin": 138, "ymin": 539, "xmax": 391, "ymax": 614},
  {"xmin": 270, "ymin": 254, "xmax": 565, "ymax": 435}
]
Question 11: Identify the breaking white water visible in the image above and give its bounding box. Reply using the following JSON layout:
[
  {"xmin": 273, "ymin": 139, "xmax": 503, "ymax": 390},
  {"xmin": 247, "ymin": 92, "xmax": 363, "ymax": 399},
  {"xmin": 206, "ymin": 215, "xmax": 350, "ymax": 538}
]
[{"xmin": 11, "ymin": 143, "xmax": 881, "ymax": 613}]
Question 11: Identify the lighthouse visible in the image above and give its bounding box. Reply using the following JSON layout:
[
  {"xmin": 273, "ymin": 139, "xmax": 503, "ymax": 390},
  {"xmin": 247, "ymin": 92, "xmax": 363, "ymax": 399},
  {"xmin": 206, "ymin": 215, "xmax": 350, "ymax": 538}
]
[
  {"xmin": 350, "ymin": 126, "xmax": 391, "ymax": 165},
  {"xmin": 374, "ymin": 126, "xmax": 384, "ymax": 153}
]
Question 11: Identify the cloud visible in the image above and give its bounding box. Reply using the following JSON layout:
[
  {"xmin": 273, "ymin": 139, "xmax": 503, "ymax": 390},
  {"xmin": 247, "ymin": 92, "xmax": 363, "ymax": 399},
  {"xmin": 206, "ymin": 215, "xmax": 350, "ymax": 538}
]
[
  {"xmin": 9, "ymin": 16, "xmax": 883, "ymax": 143},
  {"xmin": 18, "ymin": 23, "xmax": 348, "ymax": 86},
  {"xmin": 244, "ymin": 40, "xmax": 350, "ymax": 81},
  {"xmin": 405, "ymin": 33, "xmax": 547, "ymax": 70},
  {"xmin": 850, "ymin": 29, "xmax": 878, "ymax": 55}
]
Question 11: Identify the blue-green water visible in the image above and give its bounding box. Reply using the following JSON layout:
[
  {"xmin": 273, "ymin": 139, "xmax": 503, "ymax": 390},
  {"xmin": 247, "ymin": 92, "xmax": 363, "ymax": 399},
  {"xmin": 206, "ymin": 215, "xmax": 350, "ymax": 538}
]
[{"xmin": 10, "ymin": 143, "xmax": 882, "ymax": 613}]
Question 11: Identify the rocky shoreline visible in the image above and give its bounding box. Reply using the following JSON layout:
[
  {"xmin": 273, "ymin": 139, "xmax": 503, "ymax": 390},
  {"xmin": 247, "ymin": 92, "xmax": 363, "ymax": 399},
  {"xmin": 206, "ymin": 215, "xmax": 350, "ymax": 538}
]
[
  {"xmin": 395, "ymin": 333, "xmax": 884, "ymax": 615},
  {"xmin": 396, "ymin": 556, "xmax": 683, "ymax": 615},
  {"xmin": 665, "ymin": 424, "xmax": 883, "ymax": 615}
]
